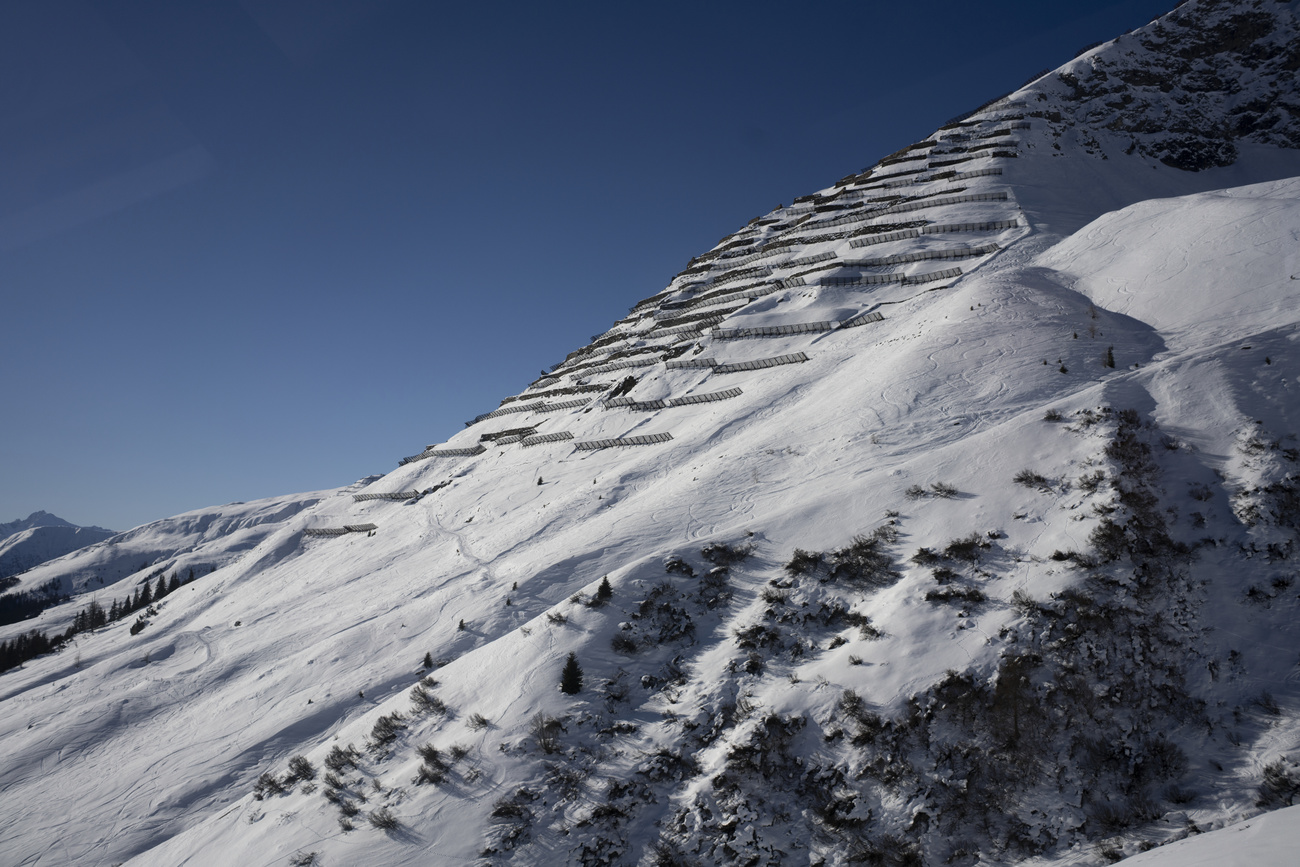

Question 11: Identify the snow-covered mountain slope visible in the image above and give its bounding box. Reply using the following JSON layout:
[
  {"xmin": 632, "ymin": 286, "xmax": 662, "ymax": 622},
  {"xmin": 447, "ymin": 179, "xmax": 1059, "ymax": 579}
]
[
  {"xmin": 2, "ymin": 2, "xmax": 1300, "ymax": 866},
  {"xmin": 0, "ymin": 490, "xmax": 333, "ymax": 619},
  {"xmin": 1117, "ymin": 804, "xmax": 1300, "ymax": 866},
  {"xmin": 0, "ymin": 514, "xmax": 115, "ymax": 582}
]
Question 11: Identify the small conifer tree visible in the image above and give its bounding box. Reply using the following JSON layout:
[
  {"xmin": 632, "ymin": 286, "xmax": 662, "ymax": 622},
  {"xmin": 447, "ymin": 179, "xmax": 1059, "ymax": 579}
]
[
  {"xmin": 560, "ymin": 652, "xmax": 583, "ymax": 694},
  {"xmin": 1105, "ymin": 346, "xmax": 1116, "ymax": 368},
  {"xmin": 596, "ymin": 577, "xmax": 612, "ymax": 601},
  {"xmin": 422, "ymin": 652, "xmax": 433, "ymax": 669}
]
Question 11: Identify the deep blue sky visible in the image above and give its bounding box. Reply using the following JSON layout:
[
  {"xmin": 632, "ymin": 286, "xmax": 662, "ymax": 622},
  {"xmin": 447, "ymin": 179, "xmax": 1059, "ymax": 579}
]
[{"xmin": 1, "ymin": 0, "xmax": 1175, "ymax": 532}]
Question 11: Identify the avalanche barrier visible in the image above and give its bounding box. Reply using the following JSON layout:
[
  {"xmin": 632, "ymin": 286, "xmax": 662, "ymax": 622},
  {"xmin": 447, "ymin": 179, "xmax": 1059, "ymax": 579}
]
[
  {"xmin": 521, "ymin": 431, "xmax": 575, "ymax": 447},
  {"xmin": 573, "ymin": 432, "xmax": 674, "ymax": 450},
  {"xmin": 303, "ymin": 523, "xmax": 377, "ymax": 537},
  {"xmin": 352, "ymin": 491, "xmax": 421, "ymax": 502},
  {"xmin": 714, "ymin": 352, "xmax": 810, "ymax": 373},
  {"xmin": 843, "ymin": 243, "xmax": 1000, "ymax": 268},
  {"xmin": 713, "ymin": 321, "xmax": 836, "ymax": 339}
]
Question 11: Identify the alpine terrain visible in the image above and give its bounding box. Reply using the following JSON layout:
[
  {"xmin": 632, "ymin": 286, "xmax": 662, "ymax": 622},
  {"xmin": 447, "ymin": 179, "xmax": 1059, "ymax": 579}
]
[
  {"xmin": 3, "ymin": 1, "xmax": 1300, "ymax": 865},
  {"xmin": 0, "ymin": 512, "xmax": 115, "ymax": 581}
]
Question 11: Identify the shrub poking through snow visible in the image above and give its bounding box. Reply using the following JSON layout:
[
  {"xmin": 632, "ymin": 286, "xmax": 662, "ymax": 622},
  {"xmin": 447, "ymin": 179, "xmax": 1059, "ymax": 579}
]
[
  {"xmin": 664, "ymin": 557, "xmax": 695, "ymax": 577},
  {"xmin": 785, "ymin": 548, "xmax": 824, "ymax": 576},
  {"xmin": 1257, "ymin": 758, "xmax": 1300, "ymax": 807},
  {"xmin": 410, "ymin": 685, "xmax": 448, "ymax": 715},
  {"xmin": 701, "ymin": 541, "xmax": 752, "ymax": 567},
  {"xmin": 368, "ymin": 712, "xmax": 407, "ymax": 751},
  {"xmin": 924, "ymin": 585, "xmax": 988, "ymax": 605},
  {"xmin": 368, "ymin": 807, "xmax": 399, "ymax": 830},
  {"xmin": 285, "ymin": 755, "xmax": 316, "ymax": 783},
  {"xmin": 416, "ymin": 743, "xmax": 447, "ymax": 784},
  {"xmin": 827, "ymin": 532, "xmax": 897, "ymax": 587},
  {"xmin": 253, "ymin": 771, "xmax": 286, "ymax": 799},
  {"xmin": 531, "ymin": 712, "xmax": 564, "ymax": 754},
  {"xmin": 1014, "ymin": 469, "xmax": 1051, "ymax": 488},
  {"xmin": 324, "ymin": 744, "xmax": 359, "ymax": 773},
  {"xmin": 943, "ymin": 533, "xmax": 988, "ymax": 562}
]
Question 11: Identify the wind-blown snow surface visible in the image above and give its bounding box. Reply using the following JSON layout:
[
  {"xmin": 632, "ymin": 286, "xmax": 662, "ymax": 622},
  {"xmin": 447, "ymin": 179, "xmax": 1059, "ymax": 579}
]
[
  {"xmin": 1117, "ymin": 804, "xmax": 1300, "ymax": 866},
  {"xmin": 3, "ymin": 3, "xmax": 1300, "ymax": 865}
]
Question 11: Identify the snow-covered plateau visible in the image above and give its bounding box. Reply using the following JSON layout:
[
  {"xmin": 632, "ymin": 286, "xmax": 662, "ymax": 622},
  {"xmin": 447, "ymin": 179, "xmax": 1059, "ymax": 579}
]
[{"xmin": 2, "ymin": 1, "xmax": 1299, "ymax": 865}]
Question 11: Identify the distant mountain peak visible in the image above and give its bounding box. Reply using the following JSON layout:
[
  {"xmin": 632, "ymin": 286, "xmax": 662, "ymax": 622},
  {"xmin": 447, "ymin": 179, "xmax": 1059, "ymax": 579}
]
[{"xmin": 1, "ymin": 511, "xmax": 112, "ymax": 536}]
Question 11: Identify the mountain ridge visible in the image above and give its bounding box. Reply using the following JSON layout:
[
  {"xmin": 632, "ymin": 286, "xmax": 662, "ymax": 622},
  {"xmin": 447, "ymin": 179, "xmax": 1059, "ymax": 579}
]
[{"xmin": 0, "ymin": 511, "xmax": 115, "ymax": 585}]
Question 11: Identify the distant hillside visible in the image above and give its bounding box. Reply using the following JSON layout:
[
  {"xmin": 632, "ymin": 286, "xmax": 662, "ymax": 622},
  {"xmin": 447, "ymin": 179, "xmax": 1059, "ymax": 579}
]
[{"xmin": 0, "ymin": 512, "xmax": 115, "ymax": 583}]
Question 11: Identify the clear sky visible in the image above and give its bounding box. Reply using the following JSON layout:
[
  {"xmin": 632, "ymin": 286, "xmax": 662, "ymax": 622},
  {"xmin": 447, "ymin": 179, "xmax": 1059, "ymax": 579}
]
[{"xmin": 0, "ymin": 0, "xmax": 1175, "ymax": 532}]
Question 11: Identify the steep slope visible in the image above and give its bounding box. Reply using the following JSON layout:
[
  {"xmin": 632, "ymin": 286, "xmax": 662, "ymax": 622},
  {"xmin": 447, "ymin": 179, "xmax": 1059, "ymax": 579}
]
[{"xmin": 1, "ymin": 2, "xmax": 1299, "ymax": 866}]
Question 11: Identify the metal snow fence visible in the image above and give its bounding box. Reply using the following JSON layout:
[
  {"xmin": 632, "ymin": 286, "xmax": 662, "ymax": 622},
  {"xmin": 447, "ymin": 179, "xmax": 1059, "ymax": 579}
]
[
  {"xmin": 836, "ymin": 189, "xmax": 908, "ymax": 204},
  {"xmin": 848, "ymin": 223, "xmax": 1016, "ymax": 248},
  {"xmin": 785, "ymin": 251, "xmax": 837, "ymax": 268},
  {"xmin": 501, "ymin": 383, "xmax": 608, "ymax": 406},
  {"xmin": 665, "ymin": 357, "xmax": 719, "ymax": 369},
  {"xmin": 605, "ymin": 388, "xmax": 743, "ymax": 410},
  {"xmin": 653, "ymin": 303, "xmax": 747, "ymax": 331},
  {"xmin": 715, "ymin": 352, "xmax": 810, "ymax": 373},
  {"xmin": 840, "ymin": 311, "xmax": 886, "ymax": 328},
  {"xmin": 651, "ymin": 316, "xmax": 726, "ymax": 337},
  {"xmin": 629, "ymin": 292, "xmax": 672, "ymax": 314},
  {"xmin": 353, "ymin": 491, "xmax": 421, "ymax": 502},
  {"xmin": 468, "ymin": 403, "xmax": 541, "ymax": 425},
  {"xmin": 875, "ymin": 191, "xmax": 1009, "ymax": 216},
  {"xmin": 951, "ymin": 167, "xmax": 1004, "ymax": 181},
  {"xmin": 709, "ymin": 266, "xmax": 773, "ymax": 288},
  {"xmin": 815, "ymin": 267, "xmax": 962, "ymax": 288},
  {"xmin": 535, "ymin": 398, "xmax": 591, "ymax": 414},
  {"xmin": 844, "ymin": 243, "xmax": 1000, "ymax": 268},
  {"xmin": 521, "ymin": 431, "xmax": 575, "ymax": 447},
  {"xmin": 922, "ymin": 219, "xmax": 1019, "ymax": 235},
  {"xmin": 583, "ymin": 356, "xmax": 663, "ymax": 375},
  {"xmin": 669, "ymin": 387, "xmax": 743, "ymax": 406},
  {"xmin": 681, "ymin": 283, "xmax": 781, "ymax": 311},
  {"xmin": 425, "ymin": 444, "xmax": 488, "ymax": 457},
  {"xmin": 604, "ymin": 398, "xmax": 667, "ymax": 411},
  {"xmin": 304, "ymin": 523, "xmax": 377, "ymax": 537},
  {"xmin": 794, "ymin": 209, "xmax": 888, "ymax": 232},
  {"xmin": 714, "ymin": 321, "xmax": 836, "ymax": 339},
  {"xmin": 869, "ymin": 166, "xmax": 929, "ymax": 184},
  {"xmin": 848, "ymin": 228, "xmax": 922, "ymax": 248},
  {"xmin": 528, "ymin": 377, "xmax": 562, "ymax": 389},
  {"xmin": 927, "ymin": 154, "xmax": 977, "ymax": 169},
  {"xmin": 573, "ymin": 432, "xmax": 674, "ymax": 451},
  {"xmin": 493, "ymin": 434, "xmax": 525, "ymax": 445}
]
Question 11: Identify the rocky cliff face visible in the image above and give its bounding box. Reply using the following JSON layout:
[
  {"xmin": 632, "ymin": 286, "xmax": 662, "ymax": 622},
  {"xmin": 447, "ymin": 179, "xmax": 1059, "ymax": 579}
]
[{"xmin": 1029, "ymin": 0, "xmax": 1299, "ymax": 171}]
